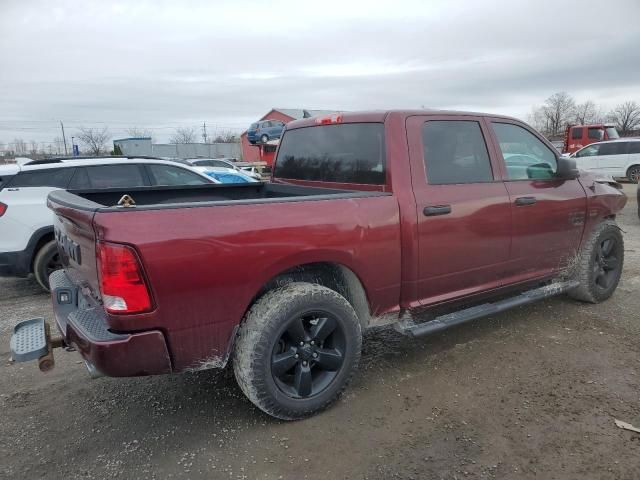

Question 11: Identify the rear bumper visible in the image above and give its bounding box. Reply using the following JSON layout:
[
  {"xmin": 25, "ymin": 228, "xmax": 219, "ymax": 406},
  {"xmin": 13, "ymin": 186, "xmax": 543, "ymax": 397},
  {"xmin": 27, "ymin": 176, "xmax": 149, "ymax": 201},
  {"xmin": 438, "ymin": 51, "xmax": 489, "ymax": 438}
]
[
  {"xmin": 0, "ymin": 249, "xmax": 31, "ymax": 277},
  {"xmin": 50, "ymin": 270, "xmax": 172, "ymax": 377}
]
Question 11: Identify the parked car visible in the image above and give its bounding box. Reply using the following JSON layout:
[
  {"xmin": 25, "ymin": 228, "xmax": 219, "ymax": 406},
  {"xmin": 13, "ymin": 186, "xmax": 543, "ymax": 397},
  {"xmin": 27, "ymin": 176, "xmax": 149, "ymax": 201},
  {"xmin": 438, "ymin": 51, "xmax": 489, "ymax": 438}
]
[
  {"xmin": 180, "ymin": 158, "xmax": 262, "ymax": 180},
  {"xmin": 0, "ymin": 156, "xmax": 216, "ymax": 290},
  {"xmin": 247, "ymin": 120, "xmax": 286, "ymax": 144},
  {"xmin": 562, "ymin": 123, "xmax": 619, "ymax": 154},
  {"xmin": 200, "ymin": 169, "xmax": 259, "ymax": 184},
  {"xmin": 571, "ymin": 138, "xmax": 640, "ymax": 182},
  {"xmin": 11, "ymin": 110, "xmax": 626, "ymax": 421}
]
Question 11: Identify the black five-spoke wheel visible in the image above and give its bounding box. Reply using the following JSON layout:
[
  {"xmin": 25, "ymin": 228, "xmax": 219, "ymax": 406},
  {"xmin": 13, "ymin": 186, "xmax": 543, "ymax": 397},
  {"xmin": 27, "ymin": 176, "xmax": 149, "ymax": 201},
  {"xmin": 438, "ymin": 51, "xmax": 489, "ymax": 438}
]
[
  {"xmin": 271, "ymin": 313, "xmax": 346, "ymax": 399},
  {"xmin": 234, "ymin": 283, "xmax": 362, "ymax": 420},
  {"xmin": 592, "ymin": 235, "xmax": 621, "ymax": 290},
  {"xmin": 569, "ymin": 220, "xmax": 624, "ymax": 304}
]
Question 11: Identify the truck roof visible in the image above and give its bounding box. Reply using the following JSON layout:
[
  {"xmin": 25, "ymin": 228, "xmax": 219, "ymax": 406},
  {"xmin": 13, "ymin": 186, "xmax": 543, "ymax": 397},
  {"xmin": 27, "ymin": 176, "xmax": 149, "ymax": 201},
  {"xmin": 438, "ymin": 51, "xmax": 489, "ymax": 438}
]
[{"xmin": 286, "ymin": 109, "xmax": 522, "ymax": 129}]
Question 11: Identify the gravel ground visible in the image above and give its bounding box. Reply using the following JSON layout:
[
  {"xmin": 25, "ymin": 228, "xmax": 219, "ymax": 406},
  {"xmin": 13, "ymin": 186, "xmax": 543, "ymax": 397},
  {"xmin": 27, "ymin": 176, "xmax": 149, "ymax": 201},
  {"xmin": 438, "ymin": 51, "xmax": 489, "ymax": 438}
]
[{"xmin": 0, "ymin": 184, "xmax": 639, "ymax": 480}]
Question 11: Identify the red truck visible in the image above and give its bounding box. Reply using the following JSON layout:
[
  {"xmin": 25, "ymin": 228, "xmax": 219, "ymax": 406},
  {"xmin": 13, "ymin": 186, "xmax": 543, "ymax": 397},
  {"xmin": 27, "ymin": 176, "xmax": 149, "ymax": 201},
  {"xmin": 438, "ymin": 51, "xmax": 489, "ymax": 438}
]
[
  {"xmin": 562, "ymin": 123, "xmax": 619, "ymax": 154},
  {"xmin": 11, "ymin": 110, "xmax": 627, "ymax": 420}
]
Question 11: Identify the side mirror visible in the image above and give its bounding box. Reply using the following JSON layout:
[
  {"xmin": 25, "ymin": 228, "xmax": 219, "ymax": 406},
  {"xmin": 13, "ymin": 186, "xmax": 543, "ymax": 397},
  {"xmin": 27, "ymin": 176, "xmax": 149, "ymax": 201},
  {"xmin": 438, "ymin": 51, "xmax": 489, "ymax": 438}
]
[{"xmin": 556, "ymin": 156, "xmax": 579, "ymax": 180}]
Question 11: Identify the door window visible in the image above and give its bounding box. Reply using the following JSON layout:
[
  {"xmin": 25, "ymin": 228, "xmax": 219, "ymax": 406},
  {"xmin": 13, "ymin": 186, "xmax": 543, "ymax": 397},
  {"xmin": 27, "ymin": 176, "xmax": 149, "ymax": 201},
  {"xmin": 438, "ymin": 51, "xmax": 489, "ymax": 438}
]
[
  {"xmin": 85, "ymin": 164, "xmax": 146, "ymax": 188},
  {"xmin": 588, "ymin": 128, "xmax": 604, "ymax": 140},
  {"xmin": 9, "ymin": 168, "xmax": 74, "ymax": 188},
  {"xmin": 575, "ymin": 144, "xmax": 600, "ymax": 157},
  {"xmin": 598, "ymin": 142, "xmax": 628, "ymax": 156},
  {"xmin": 628, "ymin": 142, "xmax": 640, "ymax": 154},
  {"xmin": 147, "ymin": 165, "xmax": 210, "ymax": 186},
  {"xmin": 68, "ymin": 168, "xmax": 91, "ymax": 189},
  {"xmin": 492, "ymin": 123, "xmax": 557, "ymax": 180},
  {"xmin": 571, "ymin": 127, "xmax": 583, "ymax": 140},
  {"xmin": 421, "ymin": 121, "xmax": 493, "ymax": 185}
]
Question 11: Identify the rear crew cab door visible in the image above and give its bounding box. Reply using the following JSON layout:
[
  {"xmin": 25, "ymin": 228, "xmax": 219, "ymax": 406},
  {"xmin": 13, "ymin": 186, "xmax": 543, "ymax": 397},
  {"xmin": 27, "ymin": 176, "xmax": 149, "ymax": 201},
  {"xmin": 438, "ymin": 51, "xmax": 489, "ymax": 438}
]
[
  {"xmin": 0, "ymin": 168, "xmax": 75, "ymax": 251},
  {"xmin": 406, "ymin": 115, "xmax": 512, "ymax": 305},
  {"xmin": 596, "ymin": 142, "xmax": 630, "ymax": 177},
  {"xmin": 486, "ymin": 119, "xmax": 586, "ymax": 282}
]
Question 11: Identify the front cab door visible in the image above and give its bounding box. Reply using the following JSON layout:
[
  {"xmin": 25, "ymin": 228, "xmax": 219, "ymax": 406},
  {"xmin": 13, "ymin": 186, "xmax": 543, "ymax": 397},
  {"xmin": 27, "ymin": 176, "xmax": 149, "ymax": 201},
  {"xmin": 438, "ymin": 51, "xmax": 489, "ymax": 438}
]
[
  {"xmin": 406, "ymin": 115, "xmax": 512, "ymax": 305},
  {"xmin": 487, "ymin": 119, "xmax": 586, "ymax": 282}
]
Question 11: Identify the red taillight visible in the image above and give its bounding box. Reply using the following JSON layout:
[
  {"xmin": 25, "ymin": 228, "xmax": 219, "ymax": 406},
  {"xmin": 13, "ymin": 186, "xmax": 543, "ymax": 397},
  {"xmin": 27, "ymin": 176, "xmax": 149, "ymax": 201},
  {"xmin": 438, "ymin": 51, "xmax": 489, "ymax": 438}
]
[
  {"xmin": 0, "ymin": 202, "xmax": 6, "ymax": 217},
  {"xmin": 96, "ymin": 242, "xmax": 152, "ymax": 314},
  {"xmin": 315, "ymin": 114, "xmax": 343, "ymax": 125}
]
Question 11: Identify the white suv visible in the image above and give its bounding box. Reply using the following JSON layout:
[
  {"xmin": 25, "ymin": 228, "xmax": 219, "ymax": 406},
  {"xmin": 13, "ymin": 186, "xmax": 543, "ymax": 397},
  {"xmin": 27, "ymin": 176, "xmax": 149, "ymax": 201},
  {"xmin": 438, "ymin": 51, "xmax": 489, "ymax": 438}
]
[
  {"xmin": 572, "ymin": 138, "xmax": 640, "ymax": 182},
  {"xmin": 0, "ymin": 156, "xmax": 215, "ymax": 290}
]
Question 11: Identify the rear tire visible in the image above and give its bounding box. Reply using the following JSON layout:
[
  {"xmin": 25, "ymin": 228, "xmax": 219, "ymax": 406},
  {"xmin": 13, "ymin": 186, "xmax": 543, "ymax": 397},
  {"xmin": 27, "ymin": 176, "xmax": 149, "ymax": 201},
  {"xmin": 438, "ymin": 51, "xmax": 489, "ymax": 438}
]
[
  {"xmin": 568, "ymin": 220, "xmax": 624, "ymax": 303},
  {"xmin": 626, "ymin": 165, "xmax": 640, "ymax": 183},
  {"xmin": 233, "ymin": 283, "xmax": 362, "ymax": 420},
  {"xmin": 33, "ymin": 240, "xmax": 61, "ymax": 292}
]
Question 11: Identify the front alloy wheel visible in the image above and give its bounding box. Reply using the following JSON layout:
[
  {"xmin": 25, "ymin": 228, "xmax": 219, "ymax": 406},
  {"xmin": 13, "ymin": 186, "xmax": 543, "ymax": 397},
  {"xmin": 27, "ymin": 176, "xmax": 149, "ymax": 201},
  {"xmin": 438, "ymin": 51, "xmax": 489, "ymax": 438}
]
[{"xmin": 592, "ymin": 235, "xmax": 622, "ymax": 292}]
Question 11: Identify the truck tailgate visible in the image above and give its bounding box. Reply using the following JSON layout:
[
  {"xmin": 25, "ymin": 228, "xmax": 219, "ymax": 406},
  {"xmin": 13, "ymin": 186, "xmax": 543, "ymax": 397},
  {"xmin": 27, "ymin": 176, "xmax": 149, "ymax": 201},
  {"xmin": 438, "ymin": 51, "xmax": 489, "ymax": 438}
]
[{"xmin": 49, "ymin": 198, "xmax": 100, "ymax": 297}]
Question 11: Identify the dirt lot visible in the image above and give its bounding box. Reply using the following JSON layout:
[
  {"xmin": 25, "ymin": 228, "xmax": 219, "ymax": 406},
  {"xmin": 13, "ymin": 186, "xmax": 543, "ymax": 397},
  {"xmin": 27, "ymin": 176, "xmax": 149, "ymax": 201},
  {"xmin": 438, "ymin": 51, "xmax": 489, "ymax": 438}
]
[{"xmin": 1, "ymin": 184, "xmax": 639, "ymax": 480}]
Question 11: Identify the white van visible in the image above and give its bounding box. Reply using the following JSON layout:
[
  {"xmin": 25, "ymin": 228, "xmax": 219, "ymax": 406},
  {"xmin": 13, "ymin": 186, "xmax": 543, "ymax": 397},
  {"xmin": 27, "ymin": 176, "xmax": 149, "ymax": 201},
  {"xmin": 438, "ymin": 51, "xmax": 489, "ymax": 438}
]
[{"xmin": 572, "ymin": 139, "xmax": 640, "ymax": 182}]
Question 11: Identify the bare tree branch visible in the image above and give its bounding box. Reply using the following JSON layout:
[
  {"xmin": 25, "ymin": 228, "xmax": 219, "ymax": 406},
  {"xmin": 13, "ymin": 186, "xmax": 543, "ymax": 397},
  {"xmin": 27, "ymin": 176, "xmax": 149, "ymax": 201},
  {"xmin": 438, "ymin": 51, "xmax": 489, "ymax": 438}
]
[
  {"xmin": 13, "ymin": 138, "xmax": 27, "ymax": 155},
  {"xmin": 76, "ymin": 126, "xmax": 110, "ymax": 156},
  {"xmin": 126, "ymin": 127, "xmax": 153, "ymax": 139},
  {"xmin": 213, "ymin": 130, "xmax": 239, "ymax": 143},
  {"xmin": 573, "ymin": 100, "xmax": 603, "ymax": 125},
  {"xmin": 608, "ymin": 101, "xmax": 640, "ymax": 134},
  {"xmin": 169, "ymin": 127, "xmax": 197, "ymax": 144}
]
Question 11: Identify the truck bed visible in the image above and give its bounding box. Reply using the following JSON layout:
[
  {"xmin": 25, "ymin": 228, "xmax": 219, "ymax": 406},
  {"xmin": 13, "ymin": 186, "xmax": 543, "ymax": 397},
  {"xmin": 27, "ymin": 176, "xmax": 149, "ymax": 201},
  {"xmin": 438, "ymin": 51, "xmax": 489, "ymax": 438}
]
[{"xmin": 48, "ymin": 183, "xmax": 388, "ymax": 211}]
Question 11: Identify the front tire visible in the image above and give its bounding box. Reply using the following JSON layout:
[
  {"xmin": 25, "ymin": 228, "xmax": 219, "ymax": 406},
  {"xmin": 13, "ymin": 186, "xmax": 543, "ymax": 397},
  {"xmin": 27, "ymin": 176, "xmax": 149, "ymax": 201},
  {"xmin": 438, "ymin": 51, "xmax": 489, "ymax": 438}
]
[
  {"xmin": 33, "ymin": 240, "xmax": 61, "ymax": 291},
  {"xmin": 233, "ymin": 283, "xmax": 362, "ymax": 420},
  {"xmin": 626, "ymin": 165, "xmax": 640, "ymax": 183},
  {"xmin": 568, "ymin": 220, "xmax": 624, "ymax": 303},
  {"xmin": 260, "ymin": 134, "xmax": 269, "ymax": 144}
]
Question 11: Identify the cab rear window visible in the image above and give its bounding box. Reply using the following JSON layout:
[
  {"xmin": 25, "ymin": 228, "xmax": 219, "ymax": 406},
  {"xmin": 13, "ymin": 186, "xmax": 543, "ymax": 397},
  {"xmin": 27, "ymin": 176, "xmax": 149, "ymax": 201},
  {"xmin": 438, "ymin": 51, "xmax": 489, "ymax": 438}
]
[{"xmin": 274, "ymin": 123, "xmax": 386, "ymax": 185}]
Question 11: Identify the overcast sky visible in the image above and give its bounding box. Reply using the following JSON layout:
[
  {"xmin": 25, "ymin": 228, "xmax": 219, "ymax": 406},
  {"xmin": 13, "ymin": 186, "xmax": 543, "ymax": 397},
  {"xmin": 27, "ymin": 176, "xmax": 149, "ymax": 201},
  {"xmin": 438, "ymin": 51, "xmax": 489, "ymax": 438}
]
[{"xmin": 1, "ymin": 0, "xmax": 639, "ymax": 146}]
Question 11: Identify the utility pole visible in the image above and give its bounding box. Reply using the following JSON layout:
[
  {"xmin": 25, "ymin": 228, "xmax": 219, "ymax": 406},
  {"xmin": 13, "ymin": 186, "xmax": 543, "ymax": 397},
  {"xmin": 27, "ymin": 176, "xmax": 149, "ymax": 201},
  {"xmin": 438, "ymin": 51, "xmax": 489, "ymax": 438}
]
[
  {"xmin": 60, "ymin": 121, "xmax": 68, "ymax": 155},
  {"xmin": 202, "ymin": 122, "xmax": 208, "ymax": 144}
]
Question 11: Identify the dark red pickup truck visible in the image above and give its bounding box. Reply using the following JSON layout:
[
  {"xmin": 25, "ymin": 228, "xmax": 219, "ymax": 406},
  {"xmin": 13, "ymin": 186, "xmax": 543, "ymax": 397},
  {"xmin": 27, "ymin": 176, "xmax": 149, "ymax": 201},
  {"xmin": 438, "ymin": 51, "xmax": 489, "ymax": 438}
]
[{"xmin": 11, "ymin": 110, "xmax": 627, "ymax": 420}]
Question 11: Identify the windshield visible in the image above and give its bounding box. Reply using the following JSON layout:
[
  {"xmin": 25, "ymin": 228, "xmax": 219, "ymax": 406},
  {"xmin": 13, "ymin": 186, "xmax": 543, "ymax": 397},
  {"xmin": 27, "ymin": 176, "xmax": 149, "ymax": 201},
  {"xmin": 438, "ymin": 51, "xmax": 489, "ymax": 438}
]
[
  {"xmin": 606, "ymin": 127, "xmax": 619, "ymax": 139},
  {"xmin": 274, "ymin": 123, "xmax": 386, "ymax": 185}
]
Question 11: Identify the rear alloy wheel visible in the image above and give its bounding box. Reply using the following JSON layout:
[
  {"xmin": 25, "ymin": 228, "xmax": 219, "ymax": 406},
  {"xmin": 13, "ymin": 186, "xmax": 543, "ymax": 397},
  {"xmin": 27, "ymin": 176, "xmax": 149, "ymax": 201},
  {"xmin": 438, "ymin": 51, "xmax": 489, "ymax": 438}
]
[
  {"xmin": 627, "ymin": 165, "xmax": 640, "ymax": 183},
  {"xmin": 568, "ymin": 220, "xmax": 624, "ymax": 303},
  {"xmin": 271, "ymin": 311, "xmax": 346, "ymax": 399},
  {"xmin": 234, "ymin": 283, "xmax": 362, "ymax": 420},
  {"xmin": 33, "ymin": 240, "xmax": 62, "ymax": 291}
]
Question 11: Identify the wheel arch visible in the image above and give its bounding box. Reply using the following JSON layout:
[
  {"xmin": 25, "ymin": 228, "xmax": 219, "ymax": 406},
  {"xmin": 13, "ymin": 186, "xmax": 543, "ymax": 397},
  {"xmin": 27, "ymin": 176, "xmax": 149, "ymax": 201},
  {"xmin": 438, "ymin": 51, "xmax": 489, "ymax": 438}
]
[
  {"xmin": 250, "ymin": 262, "xmax": 373, "ymax": 330},
  {"xmin": 28, "ymin": 226, "xmax": 55, "ymax": 272}
]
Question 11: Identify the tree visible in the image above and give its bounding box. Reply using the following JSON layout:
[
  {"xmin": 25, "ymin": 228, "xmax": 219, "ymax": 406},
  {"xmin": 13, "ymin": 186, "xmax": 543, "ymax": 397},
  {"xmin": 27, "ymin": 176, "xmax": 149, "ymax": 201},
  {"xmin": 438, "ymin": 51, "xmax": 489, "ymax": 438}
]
[
  {"xmin": 13, "ymin": 138, "xmax": 27, "ymax": 155},
  {"xmin": 540, "ymin": 92, "xmax": 576, "ymax": 136},
  {"xmin": 112, "ymin": 144, "xmax": 123, "ymax": 155},
  {"xmin": 29, "ymin": 140, "xmax": 38, "ymax": 155},
  {"xmin": 573, "ymin": 100, "xmax": 602, "ymax": 125},
  {"xmin": 608, "ymin": 101, "xmax": 640, "ymax": 134},
  {"xmin": 213, "ymin": 130, "xmax": 239, "ymax": 143},
  {"xmin": 169, "ymin": 127, "xmax": 197, "ymax": 144},
  {"xmin": 76, "ymin": 126, "xmax": 110, "ymax": 156},
  {"xmin": 126, "ymin": 127, "xmax": 153, "ymax": 139}
]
